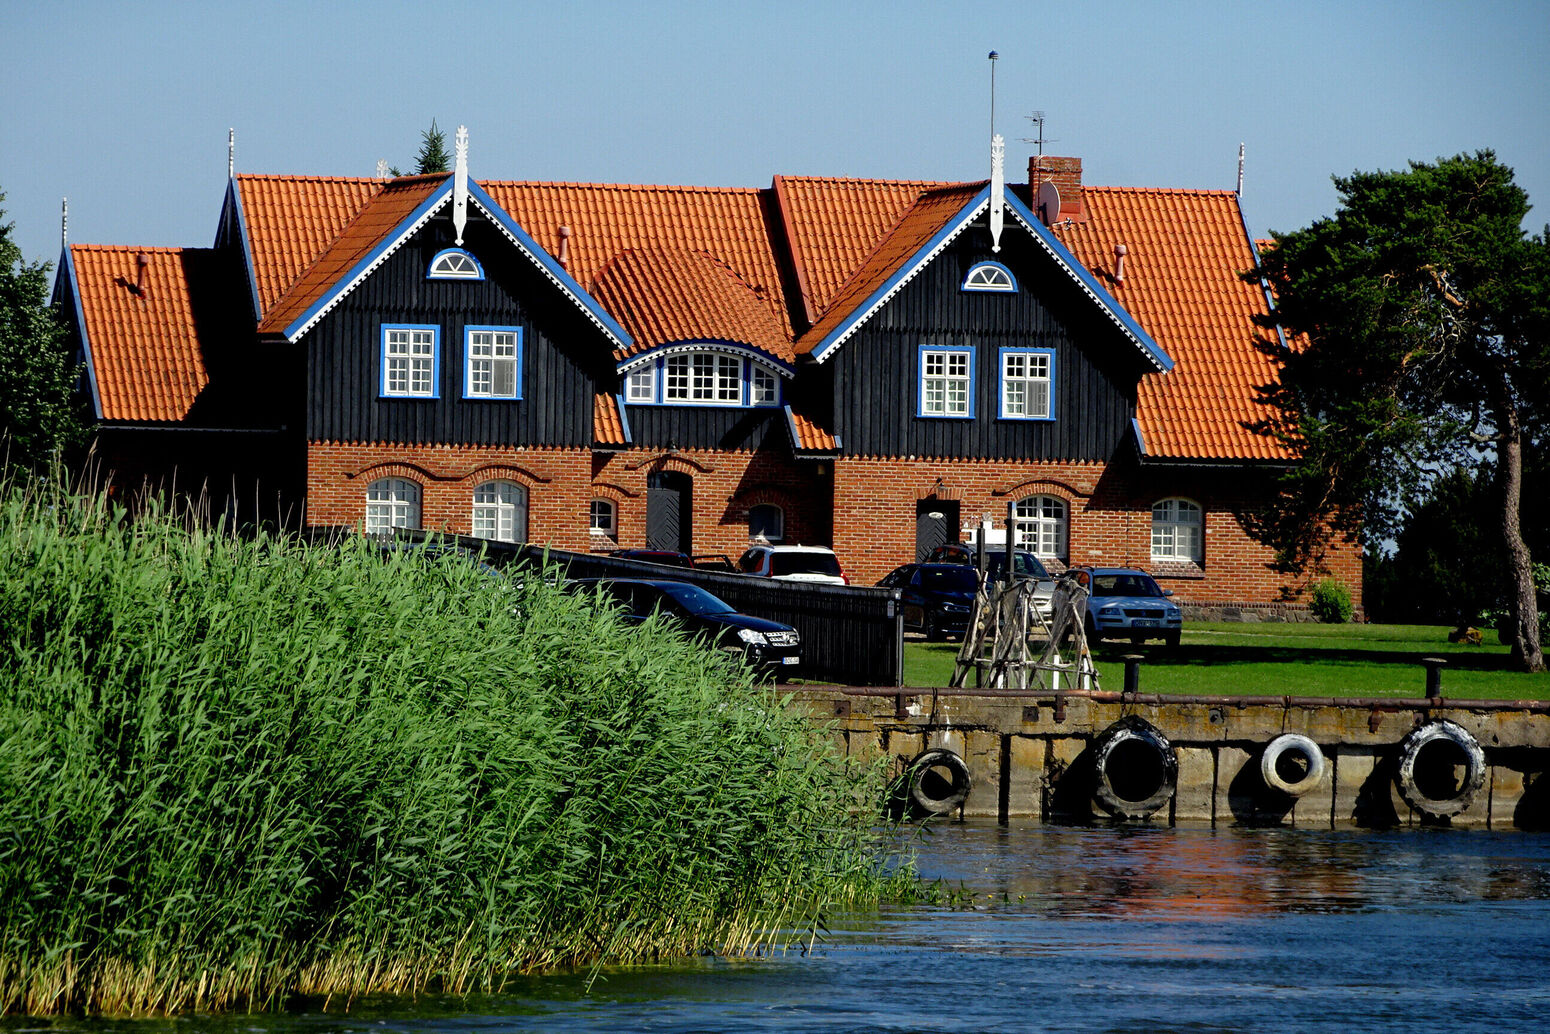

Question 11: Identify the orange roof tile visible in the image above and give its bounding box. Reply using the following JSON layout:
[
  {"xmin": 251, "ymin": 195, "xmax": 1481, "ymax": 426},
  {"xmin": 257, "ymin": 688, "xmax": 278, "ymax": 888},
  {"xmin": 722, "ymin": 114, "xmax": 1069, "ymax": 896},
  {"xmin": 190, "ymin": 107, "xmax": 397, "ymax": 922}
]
[
  {"xmin": 588, "ymin": 247, "xmax": 791, "ymax": 363},
  {"xmin": 481, "ymin": 180, "xmax": 791, "ymax": 341},
  {"xmin": 773, "ymin": 175, "xmax": 956, "ymax": 322},
  {"xmin": 236, "ymin": 175, "xmax": 381, "ymax": 318},
  {"xmin": 593, "ymin": 393, "xmax": 628, "ymax": 446},
  {"xmin": 1057, "ymin": 187, "xmax": 1289, "ymax": 461},
  {"xmin": 795, "ymin": 183, "xmax": 986, "ymax": 356},
  {"xmin": 258, "ymin": 175, "xmax": 447, "ymax": 336},
  {"xmin": 68, "ymin": 245, "xmax": 236, "ymax": 422},
  {"xmin": 785, "ymin": 407, "xmax": 839, "ymax": 453}
]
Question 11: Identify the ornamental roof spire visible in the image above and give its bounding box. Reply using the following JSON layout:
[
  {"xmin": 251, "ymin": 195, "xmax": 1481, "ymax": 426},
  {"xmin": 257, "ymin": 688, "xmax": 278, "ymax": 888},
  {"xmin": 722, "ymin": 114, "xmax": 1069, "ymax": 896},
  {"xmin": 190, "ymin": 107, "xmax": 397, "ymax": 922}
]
[{"xmin": 453, "ymin": 124, "xmax": 469, "ymax": 245}]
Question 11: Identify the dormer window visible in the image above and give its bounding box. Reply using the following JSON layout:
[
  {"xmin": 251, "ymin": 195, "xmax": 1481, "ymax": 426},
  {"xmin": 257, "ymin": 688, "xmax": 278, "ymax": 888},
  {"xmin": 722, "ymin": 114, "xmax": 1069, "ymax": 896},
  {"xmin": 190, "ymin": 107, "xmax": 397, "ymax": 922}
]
[
  {"xmin": 427, "ymin": 248, "xmax": 484, "ymax": 280},
  {"xmin": 962, "ymin": 261, "xmax": 1016, "ymax": 292},
  {"xmin": 621, "ymin": 348, "xmax": 784, "ymax": 408}
]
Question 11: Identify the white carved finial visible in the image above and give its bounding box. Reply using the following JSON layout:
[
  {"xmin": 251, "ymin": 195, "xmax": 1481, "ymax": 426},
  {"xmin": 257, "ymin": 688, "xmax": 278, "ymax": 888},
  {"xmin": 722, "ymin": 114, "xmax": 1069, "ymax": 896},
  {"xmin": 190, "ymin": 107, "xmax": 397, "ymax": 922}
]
[
  {"xmin": 376, "ymin": 158, "xmax": 388, "ymax": 179},
  {"xmin": 453, "ymin": 124, "xmax": 469, "ymax": 246},
  {"xmin": 989, "ymin": 133, "xmax": 1005, "ymax": 253},
  {"xmin": 61, "ymin": 197, "xmax": 68, "ymax": 248},
  {"xmin": 228, "ymin": 128, "xmax": 235, "ymax": 179}
]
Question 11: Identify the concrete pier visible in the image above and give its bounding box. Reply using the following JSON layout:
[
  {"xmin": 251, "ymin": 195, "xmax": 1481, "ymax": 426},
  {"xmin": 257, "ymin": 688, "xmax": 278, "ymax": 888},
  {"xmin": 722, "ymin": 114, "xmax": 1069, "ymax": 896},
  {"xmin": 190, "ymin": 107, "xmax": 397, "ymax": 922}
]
[{"xmin": 798, "ymin": 688, "xmax": 1550, "ymax": 829}]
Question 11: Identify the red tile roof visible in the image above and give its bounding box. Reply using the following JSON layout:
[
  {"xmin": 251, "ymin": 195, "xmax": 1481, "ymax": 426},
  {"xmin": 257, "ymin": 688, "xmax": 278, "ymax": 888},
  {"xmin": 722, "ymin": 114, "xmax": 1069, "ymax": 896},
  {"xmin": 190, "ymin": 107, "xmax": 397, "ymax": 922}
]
[
  {"xmin": 79, "ymin": 164, "xmax": 1286, "ymax": 462},
  {"xmin": 257, "ymin": 175, "xmax": 446, "ymax": 336},
  {"xmin": 236, "ymin": 175, "xmax": 381, "ymax": 318},
  {"xmin": 593, "ymin": 393, "xmax": 628, "ymax": 446},
  {"xmin": 1057, "ymin": 187, "xmax": 1288, "ymax": 461},
  {"xmin": 68, "ymin": 246, "xmax": 216, "ymax": 422},
  {"xmin": 794, "ymin": 183, "xmax": 986, "ymax": 357},
  {"xmin": 588, "ymin": 247, "xmax": 791, "ymax": 363},
  {"xmin": 786, "ymin": 407, "xmax": 839, "ymax": 453},
  {"xmin": 772, "ymin": 176, "xmax": 953, "ymax": 323},
  {"xmin": 480, "ymin": 180, "xmax": 791, "ymax": 343}
]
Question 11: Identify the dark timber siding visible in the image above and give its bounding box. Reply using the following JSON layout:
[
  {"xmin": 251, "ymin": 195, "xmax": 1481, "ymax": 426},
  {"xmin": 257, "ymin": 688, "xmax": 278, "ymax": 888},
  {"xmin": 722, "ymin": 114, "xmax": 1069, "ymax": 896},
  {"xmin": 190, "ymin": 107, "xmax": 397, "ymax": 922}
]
[
  {"xmin": 306, "ymin": 211, "xmax": 613, "ymax": 446},
  {"xmin": 828, "ymin": 226, "xmax": 1144, "ymax": 460},
  {"xmin": 624, "ymin": 403, "xmax": 786, "ymax": 452}
]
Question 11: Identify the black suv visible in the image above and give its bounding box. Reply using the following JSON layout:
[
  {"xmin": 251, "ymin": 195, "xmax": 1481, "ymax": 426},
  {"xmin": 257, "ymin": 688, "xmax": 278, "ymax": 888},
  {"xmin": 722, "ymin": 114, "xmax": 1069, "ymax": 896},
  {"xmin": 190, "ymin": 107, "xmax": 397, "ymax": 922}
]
[
  {"xmin": 877, "ymin": 563, "xmax": 980, "ymax": 640},
  {"xmin": 571, "ymin": 578, "xmax": 801, "ymax": 677}
]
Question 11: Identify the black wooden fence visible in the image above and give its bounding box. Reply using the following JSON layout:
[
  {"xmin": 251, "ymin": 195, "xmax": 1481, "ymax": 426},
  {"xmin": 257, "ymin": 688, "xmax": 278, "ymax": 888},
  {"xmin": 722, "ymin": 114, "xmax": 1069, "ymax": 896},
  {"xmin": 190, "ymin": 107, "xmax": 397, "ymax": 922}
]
[{"xmin": 363, "ymin": 531, "xmax": 905, "ymax": 686}]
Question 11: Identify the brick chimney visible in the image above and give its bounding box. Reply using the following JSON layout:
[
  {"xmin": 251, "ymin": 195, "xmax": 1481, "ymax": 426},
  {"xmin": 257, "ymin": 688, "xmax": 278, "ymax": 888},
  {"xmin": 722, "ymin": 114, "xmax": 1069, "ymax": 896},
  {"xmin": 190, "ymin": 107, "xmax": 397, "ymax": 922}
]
[{"xmin": 1028, "ymin": 156, "xmax": 1086, "ymax": 223}]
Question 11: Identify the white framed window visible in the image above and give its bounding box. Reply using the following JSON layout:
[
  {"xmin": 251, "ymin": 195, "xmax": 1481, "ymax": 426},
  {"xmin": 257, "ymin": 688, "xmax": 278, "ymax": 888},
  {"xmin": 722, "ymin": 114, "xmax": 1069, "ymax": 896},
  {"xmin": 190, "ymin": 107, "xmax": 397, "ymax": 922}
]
[
  {"xmin": 1000, "ymin": 348, "xmax": 1054, "ymax": 420},
  {"xmin": 365, "ymin": 478, "xmax": 420, "ymax": 533},
  {"xmin": 919, "ymin": 346, "xmax": 973, "ymax": 417},
  {"xmin": 750, "ymin": 365, "xmax": 779, "ymax": 407},
  {"xmin": 427, "ymin": 248, "xmax": 484, "ymax": 280},
  {"xmin": 963, "ymin": 261, "xmax": 1017, "ymax": 292},
  {"xmin": 626, "ymin": 366, "xmax": 655, "ymax": 403},
  {"xmin": 472, "ymin": 480, "xmax": 527, "ymax": 543},
  {"xmin": 665, "ymin": 353, "xmax": 742, "ymax": 405},
  {"xmin": 381, "ymin": 325, "xmax": 438, "ymax": 398},
  {"xmin": 590, "ymin": 498, "xmax": 616, "ymax": 537},
  {"xmin": 748, "ymin": 503, "xmax": 784, "ymax": 542},
  {"xmin": 1012, "ymin": 494, "xmax": 1068, "ymax": 561},
  {"xmin": 464, "ymin": 326, "xmax": 522, "ymax": 399},
  {"xmin": 1152, "ymin": 498, "xmax": 1203, "ymax": 562}
]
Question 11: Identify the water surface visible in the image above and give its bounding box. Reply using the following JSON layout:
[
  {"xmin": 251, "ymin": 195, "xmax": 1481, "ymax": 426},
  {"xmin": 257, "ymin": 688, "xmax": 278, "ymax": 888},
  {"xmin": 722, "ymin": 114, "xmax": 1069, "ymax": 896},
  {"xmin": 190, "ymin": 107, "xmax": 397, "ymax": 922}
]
[{"xmin": 12, "ymin": 824, "xmax": 1550, "ymax": 1032}]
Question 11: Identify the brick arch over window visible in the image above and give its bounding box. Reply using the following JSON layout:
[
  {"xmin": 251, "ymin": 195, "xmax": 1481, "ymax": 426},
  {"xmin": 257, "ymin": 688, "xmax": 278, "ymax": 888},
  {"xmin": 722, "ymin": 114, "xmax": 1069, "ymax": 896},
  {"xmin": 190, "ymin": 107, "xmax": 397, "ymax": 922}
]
[
  {"xmin": 1011, "ymin": 493, "xmax": 1069, "ymax": 563},
  {"xmin": 471, "ymin": 480, "xmax": 528, "ymax": 543},
  {"xmin": 1151, "ymin": 497, "xmax": 1203, "ymax": 563},
  {"xmin": 350, "ymin": 460, "xmax": 440, "ymax": 484},
  {"xmin": 365, "ymin": 477, "xmax": 421, "ymax": 533},
  {"xmin": 457, "ymin": 463, "xmax": 547, "ymax": 489}
]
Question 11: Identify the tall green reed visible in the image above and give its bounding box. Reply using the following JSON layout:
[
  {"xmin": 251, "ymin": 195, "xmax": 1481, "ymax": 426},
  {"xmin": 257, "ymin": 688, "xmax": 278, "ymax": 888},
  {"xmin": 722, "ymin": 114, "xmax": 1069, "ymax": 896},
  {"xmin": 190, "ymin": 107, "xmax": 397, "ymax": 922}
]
[{"xmin": 0, "ymin": 482, "xmax": 897, "ymax": 1015}]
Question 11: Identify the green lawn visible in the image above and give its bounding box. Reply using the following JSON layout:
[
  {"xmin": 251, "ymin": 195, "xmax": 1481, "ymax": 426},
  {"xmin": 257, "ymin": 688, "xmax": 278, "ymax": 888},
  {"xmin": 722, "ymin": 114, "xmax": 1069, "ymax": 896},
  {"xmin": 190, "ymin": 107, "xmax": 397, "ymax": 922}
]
[{"xmin": 902, "ymin": 622, "xmax": 1550, "ymax": 700}]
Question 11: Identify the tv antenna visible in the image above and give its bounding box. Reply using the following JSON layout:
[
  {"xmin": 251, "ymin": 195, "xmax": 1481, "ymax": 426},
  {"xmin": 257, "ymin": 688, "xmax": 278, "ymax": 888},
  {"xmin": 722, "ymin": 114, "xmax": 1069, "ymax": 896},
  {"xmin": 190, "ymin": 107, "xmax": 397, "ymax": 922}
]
[{"xmin": 1021, "ymin": 111, "xmax": 1058, "ymax": 156}]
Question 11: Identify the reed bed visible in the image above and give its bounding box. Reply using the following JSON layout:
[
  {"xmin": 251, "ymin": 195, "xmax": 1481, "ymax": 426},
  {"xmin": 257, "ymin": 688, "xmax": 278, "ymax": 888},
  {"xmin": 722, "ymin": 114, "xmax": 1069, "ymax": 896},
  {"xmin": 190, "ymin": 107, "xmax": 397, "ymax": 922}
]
[{"xmin": 0, "ymin": 483, "xmax": 897, "ymax": 1015}]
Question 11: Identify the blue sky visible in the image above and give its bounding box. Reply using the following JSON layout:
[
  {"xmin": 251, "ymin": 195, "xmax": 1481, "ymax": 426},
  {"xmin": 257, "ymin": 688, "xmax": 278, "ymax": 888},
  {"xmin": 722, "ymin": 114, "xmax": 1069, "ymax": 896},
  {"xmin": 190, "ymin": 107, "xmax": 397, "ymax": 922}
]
[{"xmin": 3, "ymin": 0, "xmax": 1547, "ymax": 274}]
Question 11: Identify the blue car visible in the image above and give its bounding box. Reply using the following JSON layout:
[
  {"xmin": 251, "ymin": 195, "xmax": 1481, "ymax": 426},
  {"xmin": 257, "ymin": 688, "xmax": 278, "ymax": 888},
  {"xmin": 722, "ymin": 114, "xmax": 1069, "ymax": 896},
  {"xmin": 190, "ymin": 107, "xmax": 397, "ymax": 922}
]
[
  {"xmin": 878, "ymin": 563, "xmax": 981, "ymax": 641},
  {"xmin": 1071, "ymin": 566, "xmax": 1183, "ymax": 647}
]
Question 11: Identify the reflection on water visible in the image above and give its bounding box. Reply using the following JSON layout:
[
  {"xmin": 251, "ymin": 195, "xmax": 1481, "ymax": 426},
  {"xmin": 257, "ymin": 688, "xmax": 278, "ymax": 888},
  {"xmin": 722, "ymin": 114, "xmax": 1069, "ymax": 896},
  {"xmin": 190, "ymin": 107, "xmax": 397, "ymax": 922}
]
[{"xmin": 8, "ymin": 825, "xmax": 1550, "ymax": 1034}]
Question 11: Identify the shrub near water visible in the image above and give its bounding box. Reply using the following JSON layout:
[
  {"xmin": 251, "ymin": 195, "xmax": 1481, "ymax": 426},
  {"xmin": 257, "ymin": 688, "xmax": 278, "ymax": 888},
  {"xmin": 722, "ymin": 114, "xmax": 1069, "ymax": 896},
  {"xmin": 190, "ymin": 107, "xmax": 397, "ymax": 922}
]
[{"xmin": 0, "ymin": 487, "xmax": 891, "ymax": 1015}]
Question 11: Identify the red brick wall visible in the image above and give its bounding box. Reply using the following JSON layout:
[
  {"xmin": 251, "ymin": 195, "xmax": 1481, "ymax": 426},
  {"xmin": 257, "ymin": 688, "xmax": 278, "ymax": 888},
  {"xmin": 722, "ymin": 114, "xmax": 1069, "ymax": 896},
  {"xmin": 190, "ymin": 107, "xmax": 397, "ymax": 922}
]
[
  {"xmin": 306, "ymin": 441, "xmax": 833, "ymax": 559},
  {"xmin": 304, "ymin": 442, "xmax": 1362, "ymax": 612},
  {"xmin": 830, "ymin": 455, "xmax": 1363, "ymax": 612}
]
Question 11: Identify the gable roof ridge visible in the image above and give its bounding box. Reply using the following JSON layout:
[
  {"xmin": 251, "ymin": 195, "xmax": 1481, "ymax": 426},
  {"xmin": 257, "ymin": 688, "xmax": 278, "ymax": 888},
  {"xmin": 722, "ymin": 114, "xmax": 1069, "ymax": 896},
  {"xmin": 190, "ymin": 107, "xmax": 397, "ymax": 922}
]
[{"xmin": 482, "ymin": 178, "xmax": 765, "ymax": 196}]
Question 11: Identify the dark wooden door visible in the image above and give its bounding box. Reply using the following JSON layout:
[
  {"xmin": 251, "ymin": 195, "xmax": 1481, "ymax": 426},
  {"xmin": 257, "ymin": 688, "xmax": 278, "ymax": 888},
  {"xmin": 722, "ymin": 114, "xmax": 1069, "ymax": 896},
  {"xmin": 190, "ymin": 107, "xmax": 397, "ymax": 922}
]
[
  {"xmin": 646, "ymin": 471, "xmax": 693, "ymax": 553},
  {"xmin": 915, "ymin": 498, "xmax": 960, "ymax": 562}
]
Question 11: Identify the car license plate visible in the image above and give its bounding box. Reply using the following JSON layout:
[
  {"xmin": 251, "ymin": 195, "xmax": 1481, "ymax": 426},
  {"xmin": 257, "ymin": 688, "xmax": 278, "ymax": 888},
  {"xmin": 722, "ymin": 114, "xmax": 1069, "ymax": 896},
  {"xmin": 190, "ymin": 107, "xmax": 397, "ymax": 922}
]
[
  {"xmin": 1133, "ymin": 619, "xmax": 1157, "ymax": 627},
  {"xmin": 781, "ymin": 655, "xmax": 799, "ymax": 664}
]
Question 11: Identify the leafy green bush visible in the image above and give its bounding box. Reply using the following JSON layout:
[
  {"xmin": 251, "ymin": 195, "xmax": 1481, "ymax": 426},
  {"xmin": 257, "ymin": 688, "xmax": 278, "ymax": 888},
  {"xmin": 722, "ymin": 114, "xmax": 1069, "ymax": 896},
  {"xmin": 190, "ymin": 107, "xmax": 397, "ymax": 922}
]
[
  {"xmin": 0, "ymin": 484, "xmax": 894, "ymax": 1014},
  {"xmin": 1309, "ymin": 578, "xmax": 1354, "ymax": 623}
]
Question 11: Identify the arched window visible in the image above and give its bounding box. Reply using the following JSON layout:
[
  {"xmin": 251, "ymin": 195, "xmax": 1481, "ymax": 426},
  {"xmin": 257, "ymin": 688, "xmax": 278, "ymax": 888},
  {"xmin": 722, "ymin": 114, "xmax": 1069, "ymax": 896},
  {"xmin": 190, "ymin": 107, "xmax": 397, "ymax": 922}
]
[
  {"xmin": 426, "ymin": 248, "xmax": 484, "ymax": 280},
  {"xmin": 590, "ymin": 498, "xmax": 616, "ymax": 538},
  {"xmin": 1152, "ymin": 498, "xmax": 1203, "ymax": 562},
  {"xmin": 962, "ymin": 261, "xmax": 1017, "ymax": 292},
  {"xmin": 748, "ymin": 503, "xmax": 784, "ymax": 542},
  {"xmin": 472, "ymin": 480, "xmax": 528, "ymax": 543},
  {"xmin": 365, "ymin": 478, "xmax": 420, "ymax": 533},
  {"xmin": 1012, "ymin": 494, "xmax": 1067, "ymax": 561}
]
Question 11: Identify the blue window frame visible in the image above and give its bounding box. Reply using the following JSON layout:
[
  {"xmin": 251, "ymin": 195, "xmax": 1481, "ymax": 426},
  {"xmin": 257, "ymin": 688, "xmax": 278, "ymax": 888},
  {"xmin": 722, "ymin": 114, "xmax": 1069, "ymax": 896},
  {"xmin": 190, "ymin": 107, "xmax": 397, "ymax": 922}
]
[
  {"xmin": 380, "ymin": 324, "xmax": 440, "ymax": 398},
  {"xmin": 917, "ymin": 345, "xmax": 975, "ymax": 419},
  {"xmin": 998, "ymin": 347, "xmax": 1056, "ymax": 420},
  {"xmin": 962, "ymin": 261, "xmax": 1017, "ymax": 293},
  {"xmin": 427, "ymin": 248, "xmax": 485, "ymax": 280},
  {"xmin": 621, "ymin": 350, "xmax": 783, "ymax": 408},
  {"xmin": 463, "ymin": 325, "xmax": 523, "ymax": 399}
]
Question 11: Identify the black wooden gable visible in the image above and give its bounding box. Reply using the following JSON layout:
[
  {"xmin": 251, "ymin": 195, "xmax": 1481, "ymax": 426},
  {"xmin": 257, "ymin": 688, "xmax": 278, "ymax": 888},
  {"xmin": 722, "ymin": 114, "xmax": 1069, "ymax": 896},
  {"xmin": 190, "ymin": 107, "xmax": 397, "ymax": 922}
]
[
  {"xmin": 826, "ymin": 221, "xmax": 1146, "ymax": 461},
  {"xmin": 304, "ymin": 207, "xmax": 616, "ymax": 447}
]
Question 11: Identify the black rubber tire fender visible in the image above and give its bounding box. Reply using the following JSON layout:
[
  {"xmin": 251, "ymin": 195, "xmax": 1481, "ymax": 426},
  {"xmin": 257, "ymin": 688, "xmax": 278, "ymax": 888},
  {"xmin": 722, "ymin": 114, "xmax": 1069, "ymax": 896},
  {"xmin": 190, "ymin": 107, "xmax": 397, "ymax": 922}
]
[
  {"xmin": 1395, "ymin": 719, "xmax": 1487, "ymax": 817},
  {"xmin": 1092, "ymin": 716, "xmax": 1177, "ymax": 820},
  {"xmin": 1259, "ymin": 733, "xmax": 1326, "ymax": 797},
  {"xmin": 906, "ymin": 747, "xmax": 972, "ymax": 816}
]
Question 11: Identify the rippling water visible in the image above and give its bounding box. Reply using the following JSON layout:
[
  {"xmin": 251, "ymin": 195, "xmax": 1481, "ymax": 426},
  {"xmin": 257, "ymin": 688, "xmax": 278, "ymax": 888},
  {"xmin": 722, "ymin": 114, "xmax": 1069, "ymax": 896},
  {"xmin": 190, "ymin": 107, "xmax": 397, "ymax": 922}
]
[{"xmin": 11, "ymin": 825, "xmax": 1550, "ymax": 1033}]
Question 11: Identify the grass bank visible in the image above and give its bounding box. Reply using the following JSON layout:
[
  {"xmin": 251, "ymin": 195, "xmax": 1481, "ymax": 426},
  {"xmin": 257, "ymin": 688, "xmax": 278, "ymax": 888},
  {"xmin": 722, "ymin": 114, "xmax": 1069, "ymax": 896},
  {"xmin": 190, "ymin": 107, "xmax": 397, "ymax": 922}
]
[
  {"xmin": 0, "ymin": 485, "xmax": 897, "ymax": 1016},
  {"xmin": 904, "ymin": 622, "xmax": 1550, "ymax": 699}
]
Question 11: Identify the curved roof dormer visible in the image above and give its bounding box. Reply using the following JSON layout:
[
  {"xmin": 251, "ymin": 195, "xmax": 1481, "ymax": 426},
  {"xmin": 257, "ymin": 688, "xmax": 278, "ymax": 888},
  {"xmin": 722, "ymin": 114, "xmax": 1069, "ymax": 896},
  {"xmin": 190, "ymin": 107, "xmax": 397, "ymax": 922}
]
[{"xmin": 589, "ymin": 247, "xmax": 793, "ymax": 367}]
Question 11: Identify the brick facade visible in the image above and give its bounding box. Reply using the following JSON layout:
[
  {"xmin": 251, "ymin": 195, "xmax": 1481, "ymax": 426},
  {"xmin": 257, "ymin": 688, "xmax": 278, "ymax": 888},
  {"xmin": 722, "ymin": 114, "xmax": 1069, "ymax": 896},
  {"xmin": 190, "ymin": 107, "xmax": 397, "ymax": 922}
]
[{"xmin": 830, "ymin": 454, "xmax": 1363, "ymax": 613}]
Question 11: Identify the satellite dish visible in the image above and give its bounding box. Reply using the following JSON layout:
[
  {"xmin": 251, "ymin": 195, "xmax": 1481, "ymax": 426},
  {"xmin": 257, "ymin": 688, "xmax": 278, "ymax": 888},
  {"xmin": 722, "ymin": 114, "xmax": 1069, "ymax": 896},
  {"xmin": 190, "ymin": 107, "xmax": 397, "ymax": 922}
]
[{"xmin": 1037, "ymin": 179, "xmax": 1061, "ymax": 225}]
